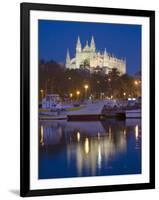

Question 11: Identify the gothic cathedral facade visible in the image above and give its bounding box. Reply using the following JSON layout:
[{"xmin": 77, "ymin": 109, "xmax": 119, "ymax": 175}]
[{"xmin": 65, "ymin": 36, "xmax": 126, "ymax": 75}]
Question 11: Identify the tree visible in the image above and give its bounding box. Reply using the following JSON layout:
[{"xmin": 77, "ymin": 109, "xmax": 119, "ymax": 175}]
[{"xmin": 39, "ymin": 60, "xmax": 141, "ymax": 101}]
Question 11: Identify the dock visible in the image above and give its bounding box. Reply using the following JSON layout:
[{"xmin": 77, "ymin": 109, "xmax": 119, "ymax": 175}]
[
  {"xmin": 67, "ymin": 100, "xmax": 126, "ymax": 121},
  {"xmin": 39, "ymin": 100, "xmax": 141, "ymax": 121}
]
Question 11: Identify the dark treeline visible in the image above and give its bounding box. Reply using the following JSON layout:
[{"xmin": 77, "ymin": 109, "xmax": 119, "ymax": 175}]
[{"xmin": 39, "ymin": 60, "xmax": 141, "ymax": 100}]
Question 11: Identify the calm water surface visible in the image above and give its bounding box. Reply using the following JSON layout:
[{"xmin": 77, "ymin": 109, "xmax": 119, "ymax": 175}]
[{"xmin": 39, "ymin": 119, "xmax": 141, "ymax": 179}]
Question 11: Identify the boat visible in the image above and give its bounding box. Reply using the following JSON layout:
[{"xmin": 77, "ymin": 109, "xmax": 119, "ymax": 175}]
[{"xmin": 126, "ymin": 109, "xmax": 141, "ymax": 118}]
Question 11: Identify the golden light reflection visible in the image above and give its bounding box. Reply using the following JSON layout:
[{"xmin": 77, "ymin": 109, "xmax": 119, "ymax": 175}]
[
  {"xmin": 123, "ymin": 128, "xmax": 126, "ymax": 136},
  {"xmin": 84, "ymin": 137, "xmax": 89, "ymax": 154},
  {"xmin": 77, "ymin": 132, "xmax": 80, "ymax": 142},
  {"xmin": 109, "ymin": 126, "xmax": 112, "ymax": 140},
  {"xmin": 98, "ymin": 144, "xmax": 102, "ymax": 169},
  {"xmin": 40, "ymin": 125, "xmax": 44, "ymax": 146},
  {"xmin": 76, "ymin": 143, "xmax": 83, "ymax": 176},
  {"xmin": 135, "ymin": 125, "xmax": 139, "ymax": 140},
  {"xmin": 67, "ymin": 127, "xmax": 128, "ymax": 176}
]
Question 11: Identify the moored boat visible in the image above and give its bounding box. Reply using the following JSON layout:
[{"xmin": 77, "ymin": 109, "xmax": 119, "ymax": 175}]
[{"xmin": 126, "ymin": 109, "xmax": 141, "ymax": 118}]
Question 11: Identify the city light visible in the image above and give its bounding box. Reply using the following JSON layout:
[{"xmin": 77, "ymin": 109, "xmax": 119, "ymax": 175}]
[
  {"xmin": 70, "ymin": 93, "xmax": 73, "ymax": 98},
  {"xmin": 40, "ymin": 89, "xmax": 44, "ymax": 99},
  {"xmin": 123, "ymin": 92, "xmax": 126, "ymax": 96},
  {"xmin": 134, "ymin": 80, "xmax": 138, "ymax": 85},
  {"xmin": 84, "ymin": 85, "xmax": 89, "ymax": 99},
  {"xmin": 84, "ymin": 84, "xmax": 89, "ymax": 90},
  {"xmin": 76, "ymin": 90, "xmax": 80, "ymax": 96}
]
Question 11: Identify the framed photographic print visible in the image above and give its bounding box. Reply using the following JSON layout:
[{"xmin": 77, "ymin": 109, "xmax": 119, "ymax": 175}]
[{"xmin": 20, "ymin": 2, "xmax": 155, "ymax": 197}]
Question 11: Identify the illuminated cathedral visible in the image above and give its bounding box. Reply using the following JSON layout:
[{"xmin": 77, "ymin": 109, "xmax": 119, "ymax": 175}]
[{"xmin": 65, "ymin": 36, "xmax": 126, "ymax": 75}]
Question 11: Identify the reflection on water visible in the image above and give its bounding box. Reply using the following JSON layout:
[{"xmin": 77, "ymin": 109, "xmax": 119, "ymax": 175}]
[
  {"xmin": 39, "ymin": 119, "xmax": 141, "ymax": 179},
  {"xmin": 135, "ymin": 125, "xmax": 139, "ymax": 140}
]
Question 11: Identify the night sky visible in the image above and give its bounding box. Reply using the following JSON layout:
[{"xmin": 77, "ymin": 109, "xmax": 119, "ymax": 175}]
[{"xmin": 39, "ymin": 20, "xmax": 141, "ymax": 75}]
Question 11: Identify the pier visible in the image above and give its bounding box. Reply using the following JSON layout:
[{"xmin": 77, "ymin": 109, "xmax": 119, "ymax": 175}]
[
  {"xmin": 39, "ymin": 100, "xmax": 141, "ymax": 121},
  {"xmin": 67, "ymin": 100, "xmax": 126, "ymax": 121},
  {"xmin": 67, "ymin": 100, "xmax": 141, "ymax": 121}
]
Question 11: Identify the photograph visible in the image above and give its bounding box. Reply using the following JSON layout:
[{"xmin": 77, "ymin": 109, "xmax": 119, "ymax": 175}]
[{"xmin": 38, "ymin": 20, "xmax": 142, "ymax": 179}]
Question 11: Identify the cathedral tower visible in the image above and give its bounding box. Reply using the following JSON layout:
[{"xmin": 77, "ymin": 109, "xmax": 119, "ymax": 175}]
[
  {"xmin": 90, "ymin": 35, "xmax": 96, "ymax": 52},
  {"xmin": 76, "ymin": 36, "xmax": 82, "ymax": 53},
  {"xmin": 75, "ymin": 36, "xmax": 82, "ymax": 68},
  {"xmin": 66, "ymin": 49, "xmax": 71, "ymax": 68},
  {"xmin": 104, "ymin": 48, "xmax": 108, "ymax": 60},
  {"xmin": 103, "ymin": 48, "xmax": 108, "ymax": 68}
]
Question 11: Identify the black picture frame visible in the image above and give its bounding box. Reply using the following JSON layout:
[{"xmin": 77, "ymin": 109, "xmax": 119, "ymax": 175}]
[{"xmin": 20, "ymin": 2, "xmax": 155, "ymax": 197}]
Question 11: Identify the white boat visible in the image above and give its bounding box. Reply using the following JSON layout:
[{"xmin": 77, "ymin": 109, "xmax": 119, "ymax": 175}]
[{"xmin": 126, "ymin": 109, "xmax": 141, "ymax": 118}]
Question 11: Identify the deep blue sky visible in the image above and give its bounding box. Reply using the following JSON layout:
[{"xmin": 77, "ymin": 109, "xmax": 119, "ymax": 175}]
[{"xmin": 39, "ymin": 20, "xmax": 141, "ymax": 75}]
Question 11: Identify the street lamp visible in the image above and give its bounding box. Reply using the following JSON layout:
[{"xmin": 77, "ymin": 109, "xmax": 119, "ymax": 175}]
[
  {"xmin": 134, "ymin": 80, "xmax": 141, "ymax": 97},
  {"xmin": 76, "ymin": 90, "xmax": 80, "ymax": 101},
  {"xmin": 40, "ymin": 89, "xmax": 44, "ymax": 99},
  {"xmin": 123, "ymin": 92, "xmax": 126, "ymax": 97},
  {"xmin": 84, "ymin": 84, "xmax": 89, "ymax": 100},
  {"xmin": 70, "ymin": 93, "xmax": 73, "ymax": 98},
  {"xmin": 134, "ymin": 80, "xmax": 138, "ymax": 85},
  {"xmin": 76, "ymin": 90, "xmax": 80, "ymax": 96},
  {"xmin": 84, "ymin": 84, "xmax": 88, "ymax": 90}
]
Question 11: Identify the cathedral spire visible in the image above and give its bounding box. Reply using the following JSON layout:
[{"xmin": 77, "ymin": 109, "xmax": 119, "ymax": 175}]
[
  {"xmin": 104, "ymin": 48, "xmax": 107, "ymax": 57},
  {"xmin": 90, "ymin": 35, "xmax": 96, "ymax": 52},
  {"xmin": 103, "ymin": 48, "xmax": 108, "ymax": 66},
  {"xmin": 76, "ymin": 36, "xmax": 81, "ymax": 52},
  {"xmin": 66, "ymin": 48, "xmax": 71, "ymax": 68},
  {"xmin": 83, "ymin": 40, "xmax": 90, "ymax": 52}
]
